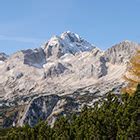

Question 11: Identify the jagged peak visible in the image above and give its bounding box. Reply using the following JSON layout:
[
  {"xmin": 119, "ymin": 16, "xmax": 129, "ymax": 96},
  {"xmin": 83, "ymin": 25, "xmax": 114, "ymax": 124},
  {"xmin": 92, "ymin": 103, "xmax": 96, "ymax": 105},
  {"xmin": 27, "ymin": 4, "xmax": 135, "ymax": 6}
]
[
  {"xmin": 43, "ymin": 31, "xmax": 96, "ymax": 57},
  {"xmin": 120, "ymin": 40, "xmax": 139, "ymax": 45},
  {"xmin": 113, "ymin": 40, "xmax": 139, "ymax": 47},
  {"xmin": 46, "ymin": 31, "xmax": 81, "ymax": 43},
  {"xmin": 104, "ymin": 40, "xmax": 139, "ymax": 64},
  {"xmin": 60, "ymin": 31, "xmax": 81, "ymax": 42},
  {"xmin": 105, "ymin": 40, "xmax": 139, "ymax": 53},
  {"xmin": 122, "ymin": 40, "xmax": 132, "ymax": 43}
]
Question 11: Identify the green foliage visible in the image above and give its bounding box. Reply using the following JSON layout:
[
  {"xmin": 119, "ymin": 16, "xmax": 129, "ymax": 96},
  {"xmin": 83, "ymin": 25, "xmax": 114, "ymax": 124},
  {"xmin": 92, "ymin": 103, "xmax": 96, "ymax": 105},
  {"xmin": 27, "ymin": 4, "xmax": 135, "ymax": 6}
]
[{"xmin": 0, "ymin": 85, "xmax": 140, "ymax": 139}]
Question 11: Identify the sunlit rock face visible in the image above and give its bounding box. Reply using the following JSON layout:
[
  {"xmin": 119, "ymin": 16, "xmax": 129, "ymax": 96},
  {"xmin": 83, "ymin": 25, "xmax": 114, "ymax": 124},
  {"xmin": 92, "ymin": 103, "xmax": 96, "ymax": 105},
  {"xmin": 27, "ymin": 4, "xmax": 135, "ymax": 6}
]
[
  {"xmin": 104, "ymin": 40, "xmax": 139, "ymax": 64},
  {"xmin": 0, "ymin": 31, "xmax": 139, "ymax": 128},
  {"xmin": 44, "ymin": 31, "xmax": 95, "ymax": 59}
]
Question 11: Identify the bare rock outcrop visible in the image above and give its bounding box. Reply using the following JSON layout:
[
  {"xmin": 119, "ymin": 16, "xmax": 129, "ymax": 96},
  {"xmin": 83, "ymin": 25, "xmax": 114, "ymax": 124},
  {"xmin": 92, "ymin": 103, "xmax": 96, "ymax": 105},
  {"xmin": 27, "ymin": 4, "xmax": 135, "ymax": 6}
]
[{"xmin": 104, "ymin": 40, "xmax": 139, "ymax": 64}]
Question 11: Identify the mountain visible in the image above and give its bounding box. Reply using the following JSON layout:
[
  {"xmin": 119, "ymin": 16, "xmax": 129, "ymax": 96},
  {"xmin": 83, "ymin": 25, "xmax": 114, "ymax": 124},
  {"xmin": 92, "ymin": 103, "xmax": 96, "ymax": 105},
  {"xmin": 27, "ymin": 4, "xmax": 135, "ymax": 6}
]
[
  {"xmin": 0, "ymin": 53, "xmax": 8, "ymax": 63},
  {"xmin": 104, "ymin": 40, "xmax": 139, "ymax": 64},
  {"xmin": 0, "ymin": 31, "xmax": 139, "ymax": 128},
  {"xmin": 44, "ymin": 31, "xmax": 95, "ymax": 59}
]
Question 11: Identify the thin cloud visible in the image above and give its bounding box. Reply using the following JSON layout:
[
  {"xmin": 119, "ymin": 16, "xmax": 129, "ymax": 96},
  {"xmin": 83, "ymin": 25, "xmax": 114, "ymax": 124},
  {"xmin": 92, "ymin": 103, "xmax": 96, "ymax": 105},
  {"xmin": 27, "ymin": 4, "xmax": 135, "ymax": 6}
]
[{"xmin": 0, "ymin": 35, "xmax": 43, "ymax": 44}]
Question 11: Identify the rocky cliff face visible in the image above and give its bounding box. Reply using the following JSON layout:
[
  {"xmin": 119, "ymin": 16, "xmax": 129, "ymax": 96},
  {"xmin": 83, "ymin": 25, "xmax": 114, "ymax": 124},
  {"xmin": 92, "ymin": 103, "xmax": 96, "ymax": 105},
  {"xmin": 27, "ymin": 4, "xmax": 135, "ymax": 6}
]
[
  {"xmin": 0, "ymin": 31, "xmax": 139, "ymax": 128},
  {"xmin": 104, "ymin": 40, "xmax": 139, "ymax": 64},
  {"xmin": 44, "ymin": 31, "xmax": 95, "ymax": 59}
]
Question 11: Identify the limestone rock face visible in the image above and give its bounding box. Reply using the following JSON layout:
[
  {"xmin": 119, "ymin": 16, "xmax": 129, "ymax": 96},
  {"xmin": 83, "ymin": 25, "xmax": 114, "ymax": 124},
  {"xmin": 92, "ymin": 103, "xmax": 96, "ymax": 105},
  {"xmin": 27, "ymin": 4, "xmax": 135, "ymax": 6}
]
[
  {"xmin": 0, "ymin": 31, "xmax": 139, "ymax": 128},
  {"xmin": 45, "ymin": 62, "xmax": 69, "ymax": 77},
  {"xmin": 20, "ymin": 95, "xmax": 60, "ymax": 127},
  {"xmin": 21, "ymin": 48, "xmax": 46, "ymax": 68},
  {"xmin": 12, "ymin": 48, "xmax": 46, "ymax": 68},
  {"xmin": 44, "ymin": 31, "xmax": 95, "ymax": 59},
  {"xmin": 104, "ymin": 40, "xmax": 139, "ymax": 64}
]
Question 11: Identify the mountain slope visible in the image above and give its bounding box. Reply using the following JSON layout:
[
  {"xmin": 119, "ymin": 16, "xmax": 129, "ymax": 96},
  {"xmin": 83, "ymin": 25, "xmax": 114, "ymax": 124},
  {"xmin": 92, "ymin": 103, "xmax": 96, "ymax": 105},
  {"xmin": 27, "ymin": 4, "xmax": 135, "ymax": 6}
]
[{"xmin": 0, "ymin": 31, "xmax": 139, "ymax": 127}]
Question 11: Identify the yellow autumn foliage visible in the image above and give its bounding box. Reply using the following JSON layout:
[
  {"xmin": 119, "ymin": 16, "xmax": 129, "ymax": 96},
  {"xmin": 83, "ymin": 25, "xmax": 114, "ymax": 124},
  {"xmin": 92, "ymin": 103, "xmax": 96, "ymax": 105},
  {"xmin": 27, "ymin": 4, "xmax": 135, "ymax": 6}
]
[{"xmin": 122, "ymin": 49, "xmax": 140, "ymax": 95}]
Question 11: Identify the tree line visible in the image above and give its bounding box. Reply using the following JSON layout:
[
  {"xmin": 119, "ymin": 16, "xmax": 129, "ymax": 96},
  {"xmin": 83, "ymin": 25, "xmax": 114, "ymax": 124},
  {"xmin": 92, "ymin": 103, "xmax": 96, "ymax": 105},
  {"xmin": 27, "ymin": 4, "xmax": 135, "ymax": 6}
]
[{"xmin": 0, "ymin": 85, "xmax": 139, "ymax": 139}]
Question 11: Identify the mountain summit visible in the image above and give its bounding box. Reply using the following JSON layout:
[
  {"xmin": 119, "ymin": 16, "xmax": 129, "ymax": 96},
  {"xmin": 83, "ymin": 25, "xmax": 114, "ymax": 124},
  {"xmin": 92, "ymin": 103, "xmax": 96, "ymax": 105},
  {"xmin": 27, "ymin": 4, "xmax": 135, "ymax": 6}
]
[
  {"xmin": 0, "ymin": 32, "xmax": 139, "ymax": 127},
  {"xmin": 44, "ymin": 31, "xmax": 95, "ymax": 59}
]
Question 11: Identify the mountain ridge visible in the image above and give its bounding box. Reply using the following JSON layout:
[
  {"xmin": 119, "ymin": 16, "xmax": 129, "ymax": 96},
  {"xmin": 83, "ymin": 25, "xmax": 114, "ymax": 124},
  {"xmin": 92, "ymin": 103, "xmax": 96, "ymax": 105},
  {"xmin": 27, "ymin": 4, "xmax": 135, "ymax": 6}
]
[{"xmin": 0, "ymin": 31, "xmax": 139, "ymax": 127}]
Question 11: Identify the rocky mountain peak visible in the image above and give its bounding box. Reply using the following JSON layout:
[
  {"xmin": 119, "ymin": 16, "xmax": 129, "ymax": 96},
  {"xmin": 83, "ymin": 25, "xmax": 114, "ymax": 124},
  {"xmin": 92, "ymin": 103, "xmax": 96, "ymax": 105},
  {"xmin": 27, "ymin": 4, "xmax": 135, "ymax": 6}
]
[
  {"xmin": 104, "ymin": 40, "xmax": 140, "ymax": 64},
  {"xmin": 43, "ymin": 31, "xmax": 96, "ymax": 59},
  {"xmin": 60, "ymin": 31, "xmax": 81, "ymax": 43}
]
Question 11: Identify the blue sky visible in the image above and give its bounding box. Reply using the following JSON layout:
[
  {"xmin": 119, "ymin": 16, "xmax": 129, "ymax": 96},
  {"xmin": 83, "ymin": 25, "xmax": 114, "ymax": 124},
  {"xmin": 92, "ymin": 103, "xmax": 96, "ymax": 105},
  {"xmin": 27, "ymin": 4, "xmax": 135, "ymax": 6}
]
[{"xmin": 0, "ymin": 0, "xmax": 140, "ymax": 54}]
